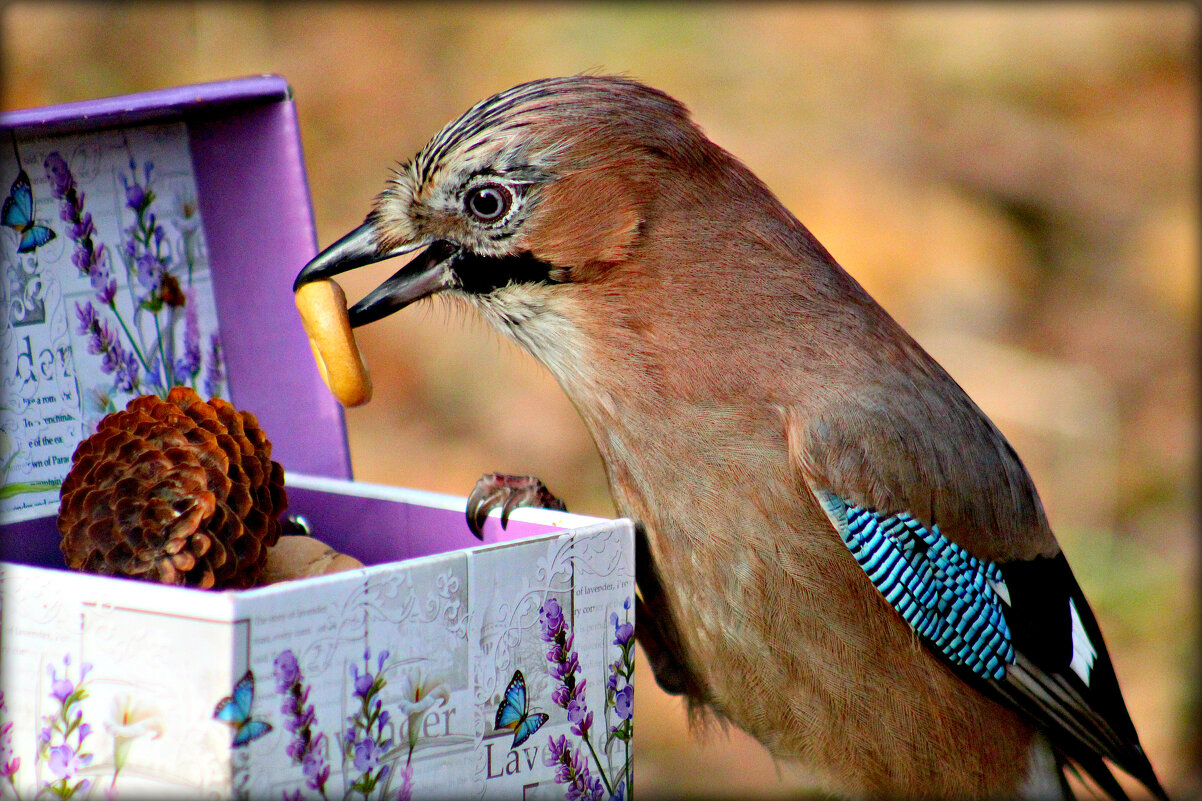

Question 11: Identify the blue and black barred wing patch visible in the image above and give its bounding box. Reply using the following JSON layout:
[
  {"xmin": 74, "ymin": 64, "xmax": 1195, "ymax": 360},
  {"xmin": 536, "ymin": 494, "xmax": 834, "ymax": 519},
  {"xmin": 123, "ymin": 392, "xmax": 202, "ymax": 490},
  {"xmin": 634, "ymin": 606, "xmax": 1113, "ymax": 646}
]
[
  {"xmin": 814, "ymin": 489, "xmax": 1167, "ymax": 799},
  {"xmin": 817, "ymin": 490, "xmax": 1015, "ymax": 680}
]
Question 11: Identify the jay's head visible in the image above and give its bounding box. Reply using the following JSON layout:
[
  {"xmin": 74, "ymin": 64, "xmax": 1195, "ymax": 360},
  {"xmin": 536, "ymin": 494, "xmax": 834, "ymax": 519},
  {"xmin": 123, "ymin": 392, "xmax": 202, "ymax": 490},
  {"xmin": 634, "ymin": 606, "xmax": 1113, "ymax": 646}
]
[{"xmin": 294, "ymin": 77, "xmax": 775, "ymax": 354}]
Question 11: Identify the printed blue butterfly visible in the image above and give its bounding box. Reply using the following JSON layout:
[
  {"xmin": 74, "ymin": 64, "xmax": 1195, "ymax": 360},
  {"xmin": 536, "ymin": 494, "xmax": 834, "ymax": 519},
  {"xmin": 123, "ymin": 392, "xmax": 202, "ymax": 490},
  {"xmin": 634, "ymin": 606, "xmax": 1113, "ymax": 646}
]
[
  {"xmin": 2, "ymin": 169, "xmax": 55, "ymax": 254},
  {"xmin": 213, "ymin": 670, "xmax": 273, "ymax": 747},
  {"xmin": 495, "ymin": 669, "xmax": 549, "ymax": 748}
]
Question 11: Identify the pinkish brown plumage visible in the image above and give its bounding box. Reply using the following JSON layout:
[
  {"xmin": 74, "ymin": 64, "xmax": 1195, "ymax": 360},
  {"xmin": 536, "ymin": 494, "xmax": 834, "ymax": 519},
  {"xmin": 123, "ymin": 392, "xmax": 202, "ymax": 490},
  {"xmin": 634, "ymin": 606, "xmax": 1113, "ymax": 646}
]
[{"xmin": 295, "ymin": 76, "xmax": 1165, "ymax": 800}]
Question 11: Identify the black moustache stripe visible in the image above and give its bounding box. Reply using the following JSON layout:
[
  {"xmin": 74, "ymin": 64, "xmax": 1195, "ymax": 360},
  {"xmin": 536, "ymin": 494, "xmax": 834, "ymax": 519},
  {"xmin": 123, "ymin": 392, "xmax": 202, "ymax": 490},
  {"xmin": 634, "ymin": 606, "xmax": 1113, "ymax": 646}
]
[{"xmin": 452, "ymin": 250, "xmax": 557, "ymax": 295}]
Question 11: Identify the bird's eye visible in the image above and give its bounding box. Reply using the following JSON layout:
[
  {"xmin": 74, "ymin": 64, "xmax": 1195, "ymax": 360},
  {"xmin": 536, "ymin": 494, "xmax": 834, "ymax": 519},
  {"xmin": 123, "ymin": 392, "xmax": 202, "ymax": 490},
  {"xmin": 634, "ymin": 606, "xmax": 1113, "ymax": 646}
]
[{"xmin": 464, "ymin": 183, "xmax": 511, "ymax": 223}]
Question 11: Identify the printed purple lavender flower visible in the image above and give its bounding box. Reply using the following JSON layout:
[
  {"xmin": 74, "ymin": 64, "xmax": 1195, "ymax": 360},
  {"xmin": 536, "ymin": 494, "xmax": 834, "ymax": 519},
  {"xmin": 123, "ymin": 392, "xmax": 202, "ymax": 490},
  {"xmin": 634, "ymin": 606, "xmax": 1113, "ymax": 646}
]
[
  {"xmin": 48, "ymin": 742, "xmax": 92, "ymax": 783},
  {"xmin": 273, "ymin": 650, "xmax": 330, "ymax": 799},
  {"xmin": 395, "ymin": 763, "xmax": 414, "ymax": 801},
  {"xmin": 121, "ymin": 159, "xmax": 154, "ymax": 217},
  {"xmin": 119, "ymin": 156, "xmax": 183, "ymax": 390},
  {"xmin": 344, "ymin": 648, "xmax": 399, "ymax": 799},
  {"xmin": 122, "ymin": 159, "xmax": 180, "ymax": 352},
  {"xmin": 46, "ymin": 151, "xmax": 117, "ymax": 304},
  {"xmin": 44, "ymin": 151, "xmax": 72, "ymax": 198},
  {"xmin": 274, "ymin": 651, "xmax": 301, "ymax": 692},
  {"xmin": 288, "ymin": 701, "xmax": 316, "ymax": 742},
  {"xmin": 37, "ymin": 655, "xmax": 94, "ymax": 800},
  {"xmin": 612, "ymin": 617, "xmax": 634, "ymax": 649},
  {"xmin": 352, "ymin": 739, "xmax": 383, "ymax": 773},
  {"xmin": 75, "ymin": 301, "xmax": 140, "ymax": 394},
  {"xmin": 301, "ymin": 735, "xmax": 329, "ymax": 787},
  {"xmin": 50, "ymin": 672, "xmax": 76, "ymax": 704},
  {"xmin": 606, "ymin": 603, "xmax": 636, "ymax": 725},
  {"xmin": 114, "ymin": 349, "xmax": 138, "ymax": 392},
  {"xmin": 204, "ymin": 335, "xmax": 225, "ymax": 398},
  {"xmin": 0, "ymin": 692, "xmax": 19, "ymax": 785},
  {"xmin": 45, "ymin": 657, "xmax": 91, "ymax": 708},
  {"xmin": 50, "ymin": 148, "xmax": 179, "ymax": 404},
  {"xmin": 540, "ymin": 598, "xmax": 615, "ymax": 798},
  {"xmin": 54, "ymin": 147, "xmax": 224, "ymax": 407},
  {"xmin": 545, "ymin": 734, "xmax": 605, "ymax": 801},
  {"xmin": 174, "ymin": 290, "xmax": 201, "ymax": 380},
  {"xmin": 539, "ymin": 599, "xmax": 582, "ymax": 709},
  {"xmin": 349, "ymin": 647, "xmax": 388, "ymax": 699},
  {"xmin": 134, "ymin": 252, "xmax": 164, "ymax": 302},
  {"xmin": 566, "ymin": 696, "xmax": 592, "ymax": 739},
  {"xmin": 539, "ymin": 597, "xmax": 566, "ymax": 634},
  {"xmin": 604, "ymin": 597, "xmax": 635, "ymax": 798},
  {"xmin": 613, "ymin": 686, "xmax": 633, "ymax": 722}
]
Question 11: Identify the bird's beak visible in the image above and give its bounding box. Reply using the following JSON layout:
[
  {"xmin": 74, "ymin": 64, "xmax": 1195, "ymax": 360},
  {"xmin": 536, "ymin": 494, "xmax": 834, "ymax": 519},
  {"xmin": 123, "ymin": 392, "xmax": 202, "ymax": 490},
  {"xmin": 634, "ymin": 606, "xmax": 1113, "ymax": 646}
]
[{"xmin": 293, "ymin": 222, "xmax": 460, "ymax": 328}]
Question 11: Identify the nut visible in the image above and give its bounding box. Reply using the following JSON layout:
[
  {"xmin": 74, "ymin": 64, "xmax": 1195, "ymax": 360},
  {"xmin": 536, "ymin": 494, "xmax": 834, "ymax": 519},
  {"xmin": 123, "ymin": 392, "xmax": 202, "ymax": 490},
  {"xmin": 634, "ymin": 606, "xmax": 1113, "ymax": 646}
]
[{"xmin": 261, "ymin": 535, "xmax": 364, "ymax": 583}]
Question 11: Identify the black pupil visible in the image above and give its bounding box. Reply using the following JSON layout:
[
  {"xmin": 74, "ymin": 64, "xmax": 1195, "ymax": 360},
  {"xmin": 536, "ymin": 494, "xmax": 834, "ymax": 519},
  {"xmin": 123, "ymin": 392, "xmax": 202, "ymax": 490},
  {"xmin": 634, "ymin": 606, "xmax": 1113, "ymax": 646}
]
[{"xmin": 469, "ymin": 187, "xmax": 504, "ymax": 220}]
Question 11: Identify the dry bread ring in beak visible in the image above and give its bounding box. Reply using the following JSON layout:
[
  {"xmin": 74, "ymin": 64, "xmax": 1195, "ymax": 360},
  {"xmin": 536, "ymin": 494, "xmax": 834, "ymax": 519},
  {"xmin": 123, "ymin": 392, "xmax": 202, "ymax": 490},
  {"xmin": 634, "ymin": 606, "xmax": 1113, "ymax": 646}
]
[{"xmin": 294, "ymin": 279, "xmax": 373, "ymax": 407}]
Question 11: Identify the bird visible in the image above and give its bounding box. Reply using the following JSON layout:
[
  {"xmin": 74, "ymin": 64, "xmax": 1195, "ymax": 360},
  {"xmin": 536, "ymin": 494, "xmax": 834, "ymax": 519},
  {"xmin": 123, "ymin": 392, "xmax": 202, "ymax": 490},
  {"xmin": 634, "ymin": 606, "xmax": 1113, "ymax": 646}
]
[{"xmin": 293, "ymin": 75, "xmax": 1167, "ymax": 800}]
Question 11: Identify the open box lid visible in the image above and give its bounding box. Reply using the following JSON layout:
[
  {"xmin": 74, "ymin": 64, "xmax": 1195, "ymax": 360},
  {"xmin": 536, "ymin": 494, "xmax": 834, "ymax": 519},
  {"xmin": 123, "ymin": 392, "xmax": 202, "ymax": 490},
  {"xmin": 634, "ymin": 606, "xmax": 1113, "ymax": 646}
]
[{"xmin": 0, "ymin": 75, "xmax": 352, "ymax": 539}]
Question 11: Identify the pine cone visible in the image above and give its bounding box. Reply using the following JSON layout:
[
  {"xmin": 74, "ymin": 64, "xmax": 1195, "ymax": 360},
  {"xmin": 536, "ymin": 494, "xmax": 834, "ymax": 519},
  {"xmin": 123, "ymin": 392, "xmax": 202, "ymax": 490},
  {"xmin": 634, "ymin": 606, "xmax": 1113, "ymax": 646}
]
[{"xmin": 58, "ymin": 387, "xmax": 288, "ymax": 589}]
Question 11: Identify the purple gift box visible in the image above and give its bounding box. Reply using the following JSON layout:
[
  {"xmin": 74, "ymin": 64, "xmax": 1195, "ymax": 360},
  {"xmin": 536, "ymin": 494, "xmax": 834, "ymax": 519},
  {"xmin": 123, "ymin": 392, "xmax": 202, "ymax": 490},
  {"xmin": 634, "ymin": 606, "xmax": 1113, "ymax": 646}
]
[{"xmin": 0, "ymin": 76, "xmax": 635, "ymax": 800}]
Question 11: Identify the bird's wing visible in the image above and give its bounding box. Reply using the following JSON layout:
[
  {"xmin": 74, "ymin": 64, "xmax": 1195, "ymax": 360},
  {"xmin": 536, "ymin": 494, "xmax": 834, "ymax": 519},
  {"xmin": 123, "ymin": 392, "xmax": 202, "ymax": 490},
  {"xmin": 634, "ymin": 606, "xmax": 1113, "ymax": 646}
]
[{"xmin": 786, "ymin": 405, "xmax": 1166, "ymax": 801}]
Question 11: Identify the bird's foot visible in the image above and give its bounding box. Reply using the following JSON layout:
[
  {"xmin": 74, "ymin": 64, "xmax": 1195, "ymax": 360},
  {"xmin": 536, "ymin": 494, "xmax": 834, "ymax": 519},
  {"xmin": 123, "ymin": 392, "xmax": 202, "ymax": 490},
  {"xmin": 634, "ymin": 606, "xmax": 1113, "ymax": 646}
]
[{"xmin": 466, "ymin": 473, "xmax": 567, "ymax": 539}]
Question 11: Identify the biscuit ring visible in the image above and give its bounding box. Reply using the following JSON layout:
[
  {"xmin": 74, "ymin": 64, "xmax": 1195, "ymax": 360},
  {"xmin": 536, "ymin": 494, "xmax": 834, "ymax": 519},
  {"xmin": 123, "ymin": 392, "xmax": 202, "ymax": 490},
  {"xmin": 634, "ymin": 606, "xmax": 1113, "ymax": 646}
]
[{"xmin": 294, "ymin": 280, "xmax": 372, "ymax": 407}]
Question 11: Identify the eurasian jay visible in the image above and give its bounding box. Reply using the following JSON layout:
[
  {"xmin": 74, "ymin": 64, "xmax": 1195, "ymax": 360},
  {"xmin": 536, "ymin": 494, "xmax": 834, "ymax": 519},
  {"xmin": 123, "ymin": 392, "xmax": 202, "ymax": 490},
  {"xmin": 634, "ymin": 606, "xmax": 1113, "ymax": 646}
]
[{"xmin": 293, "ymin": 76, "xmax": 1167, "ymax": 800}]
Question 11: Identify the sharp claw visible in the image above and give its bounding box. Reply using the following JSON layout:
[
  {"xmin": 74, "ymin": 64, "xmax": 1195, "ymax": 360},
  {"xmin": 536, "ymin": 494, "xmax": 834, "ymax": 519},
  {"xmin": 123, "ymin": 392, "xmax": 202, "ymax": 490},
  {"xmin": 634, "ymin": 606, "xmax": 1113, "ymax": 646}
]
[
  {"xmin": 466, "ymin": 483, "xmax": 497, "ymax": 539},
  {"xmin": 500, "ymin": 490, "xmax": 524, "ymax": 530},
  {"xmin": 466, "ymin": 509, "xmax": 485, "ymax": 540},
  {"xmin": 479, "ymin": 489, "xmax": 507, "ymax": 530},
  {"xmin": 467, "ymin": 499, "xmax": 486, "ymax": 538},
  {"xmin": 465, "ymin": 501, "xmax": 479, "ymax": 538},
  {"xmin": 465, "ymin": 473, "xmax": 568, "ymax": 540}
]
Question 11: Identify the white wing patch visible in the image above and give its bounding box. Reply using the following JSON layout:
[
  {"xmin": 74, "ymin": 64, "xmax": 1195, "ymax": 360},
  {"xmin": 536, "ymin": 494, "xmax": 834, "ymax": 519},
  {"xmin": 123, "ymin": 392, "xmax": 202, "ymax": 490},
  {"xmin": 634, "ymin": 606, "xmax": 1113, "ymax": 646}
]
[
  {"xmin": 1068, "ymin": 597, "xmax": 1098, "ymax": 686},
  {"xmin": 988, "ymin": 577, "xmax": 1012, "ymax": 607}
]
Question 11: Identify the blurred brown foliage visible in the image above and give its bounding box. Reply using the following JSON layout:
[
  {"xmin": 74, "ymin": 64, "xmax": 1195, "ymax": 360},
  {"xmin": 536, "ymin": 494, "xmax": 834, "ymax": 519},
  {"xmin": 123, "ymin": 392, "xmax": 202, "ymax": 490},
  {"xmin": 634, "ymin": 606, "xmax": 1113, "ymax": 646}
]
[{"xmin": 4, "ymin": 3, "xmax": 1196, "ymax": 798}]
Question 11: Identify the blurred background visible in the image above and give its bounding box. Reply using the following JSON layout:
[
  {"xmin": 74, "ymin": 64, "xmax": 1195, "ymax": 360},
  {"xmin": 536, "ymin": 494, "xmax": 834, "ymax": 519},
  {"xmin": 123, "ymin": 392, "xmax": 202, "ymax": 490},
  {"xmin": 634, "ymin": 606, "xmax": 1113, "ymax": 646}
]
[{"xmin": 4, "ymin": 2, "xmax": 1195, "ymax": 798}]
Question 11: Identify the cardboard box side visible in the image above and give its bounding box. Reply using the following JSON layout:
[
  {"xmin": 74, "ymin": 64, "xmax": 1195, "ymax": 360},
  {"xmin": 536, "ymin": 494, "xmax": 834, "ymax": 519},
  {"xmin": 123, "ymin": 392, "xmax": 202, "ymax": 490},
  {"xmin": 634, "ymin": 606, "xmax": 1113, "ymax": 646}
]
[
  {"xmin": 0, "ymin": 562, "xmax": 243, "ymax": 796},
  {"xmin": 1, "ymin": 559, "xmax": 239, "ymax": 618}
]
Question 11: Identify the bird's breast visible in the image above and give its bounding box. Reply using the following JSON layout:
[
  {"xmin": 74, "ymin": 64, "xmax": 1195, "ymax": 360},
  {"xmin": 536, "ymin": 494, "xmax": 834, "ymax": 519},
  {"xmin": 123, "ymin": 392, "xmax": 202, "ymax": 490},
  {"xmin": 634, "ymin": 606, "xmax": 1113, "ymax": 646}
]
[{"xmin": 569, "ymin": 391, "xmax": 1036, "ymax": 798}]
